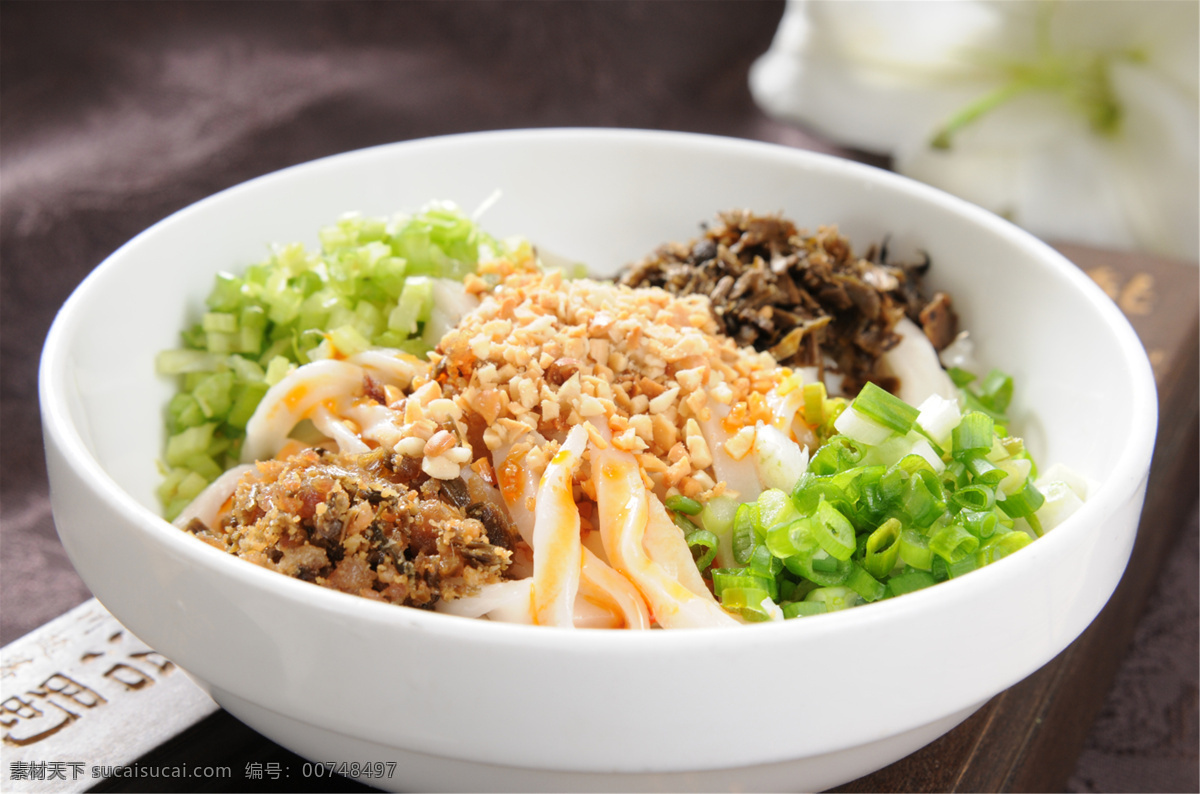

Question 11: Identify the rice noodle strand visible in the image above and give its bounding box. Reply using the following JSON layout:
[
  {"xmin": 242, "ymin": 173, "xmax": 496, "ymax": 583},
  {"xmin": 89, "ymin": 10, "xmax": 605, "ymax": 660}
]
[{"xmin": 594, "ymin": 446, "xmax": 738, "ymax": 629}]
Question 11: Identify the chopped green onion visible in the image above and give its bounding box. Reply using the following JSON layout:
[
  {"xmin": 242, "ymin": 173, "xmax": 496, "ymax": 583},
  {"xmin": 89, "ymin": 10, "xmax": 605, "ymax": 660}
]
[
  {"xmin": 179, "ymin": 453, "xmax": 222, "ymax": 481},
  {"xmin": 958, "ymin": 508, "xmax": 999, "ymax": 539},
  {"xmin": 976, "ymin": 530, "xmax": 1033, "ymax": 563},
  {"xmin": 672, "ymin": 513, "xmax": 700, "ymax": 537},
  {"xmin": 916, "ymin": 393, "xmax": 961, "ymax": 446},
  {"xmin": 997, "ymin": 457, "xmax": 1033, "ymax": 495},
  {"xmin": 671, "ymin": 512, "xmax": 700, "ymax": 535},
  {"xmin": 947, "ymin": 366, "xmax": 976, "ymax": 387},
  {"xmin": 765, "ymin": 518, "xmax": 816, "ymax": 560},
  {"xmin": 784, "ymin": 548, "xmax": 851, "ymax": 587},
  {"xmin": 718, "ymin": 587, "xmax": 777, "ymax": 621},
  {"xmin": 952, "ymin": 484, "xmax": 996, "ymax": 512},
  {"xmin": 698, "ymin": 495, "xmax": 739, "ymax": 569},
  {"xmin": 952, "ymin": 411, "xmax": 995, "ymax": 455},
  {"xmin": 791, "ymin": 472, "xmax": 853, "ymax": 517},
  {"xmin": 979, "ymin": 369, "xmax": 1014, "ymax": 414},
  {"xmin": 691, "ymin": 367, "xmax": 1071, "ymax": 615},
  {"xmin": 844, "ymin": 563, "xmax": 886, "ymax": 602},
  {"xmin": 929, "ymin": 523, "xmax": 980, "ymax": 564},
  {"xmin": 802, "ymin": 382, "xmax": 827, "ymax": 425},
  {"xmin": 732, "ymin": 503, "xmax": 757, "ymax": 565},
  {"xmin": 811, "ymin": 552, "xmax": 840, "ymax": 572},
  {"xmin": 712, "ymin": 568, "xmax": 778, "ymax": 602},
  {"xmin": 808, "ymin": 435, "xmax": 864, "ymax": 476},
  {"xmin": 946, "ymin": 553, "xmax": 980, "ymax": 578},
  {"xmin": 666, "ymin": 494, "xmax": 703, "ymax": 515},
  {"xmin": 755, "ymin": 489, "xmax": 801, "ymax": 534},
  {"xmin": 963, "ymin": 452, "xmax": 1007, "ymax": 486},
  {"xmin": 852, "ymin": 382, "xmax": 921, "ymax": 434},
  {"xmin": 912, "ymin": 470, "xmax": 947, "ymax": 526},
  {"xmin": 997, "ymin": 480, "xmax": 1046, "ymax": 519},
  {"xmin": 863, "ymin": 518, "xmax": 902, "ymax": 579},
  {"xmin": 885, "ymin": 570, "xmax": 938, "ymax": 597},
  {"xmin": 813, "ymin": 499, "xmax": 856, "ymax": 561},
  {"xmin": 237, "ymin": 305, "xmax": 267, "ymax": 353},
  {"xmin": 804, "ymin": 586, "xmax": 863, "ymax": 612},
  {"xmin": 834, "ymin": 405, "xmax": 895, "ymax": 446},
  {"xmin": 226, "ymin": 354, "xmax": 265, "ymax": 384},
  {"xmin": 747, "ymin": 544, "xmax": 784, "ymax": 579},
  {"xmin": 685, "ymin": 529, "xmax": 719, "ymax": 573},
  {"xmin": 166, "ymin": 393, "xmax": 206, "ymax": 433},
  {"xmin": 898, "ymin": 529, "xmax": 934, "ymax": 571},
  {"xmin": 206, "ymin": 272, "xmax": 243, "ymax": 311},
  {"xmin": 782, "ymin": 600, "xmax": 828, "ymax": 619}
]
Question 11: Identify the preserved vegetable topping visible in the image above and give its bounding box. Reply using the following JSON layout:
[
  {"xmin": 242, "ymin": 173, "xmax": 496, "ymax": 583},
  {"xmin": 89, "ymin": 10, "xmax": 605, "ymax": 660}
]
[{"xmin": 619, "ymin": 210, "xmax": 959, "ymax": 396}]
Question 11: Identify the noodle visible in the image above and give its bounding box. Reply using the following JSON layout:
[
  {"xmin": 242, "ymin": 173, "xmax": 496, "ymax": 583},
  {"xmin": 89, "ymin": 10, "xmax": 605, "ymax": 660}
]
[{"xmin": 178, "ymin": 241, "xmax": 961, "ymax": 628}]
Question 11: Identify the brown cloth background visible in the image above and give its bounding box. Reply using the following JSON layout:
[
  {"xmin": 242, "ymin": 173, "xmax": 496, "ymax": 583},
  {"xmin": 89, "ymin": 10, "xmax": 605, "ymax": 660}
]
[{"xmin": 2, "ymin": 2, "xmax": 1196, "ymax": 791}]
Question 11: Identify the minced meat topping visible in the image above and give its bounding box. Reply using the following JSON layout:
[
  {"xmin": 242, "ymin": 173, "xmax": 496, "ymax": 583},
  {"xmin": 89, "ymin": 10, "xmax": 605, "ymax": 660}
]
[
  {"xmin": 618, "ymin": 210, "xmax": 958, "ymax": 395},
  {"xmin": 186, "ymin": 446, "xmax": 512, "ymax": 608}
]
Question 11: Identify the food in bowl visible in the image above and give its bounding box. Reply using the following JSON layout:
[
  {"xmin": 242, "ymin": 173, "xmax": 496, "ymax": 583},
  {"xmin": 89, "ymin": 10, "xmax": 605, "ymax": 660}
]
[
  {"xmin": 158, "ymin": 201, "xmax": 1086, "ymax": 628},
  {"xmin": 41, "ymin": 129, "xmax": 1156, "ymax": 790}
]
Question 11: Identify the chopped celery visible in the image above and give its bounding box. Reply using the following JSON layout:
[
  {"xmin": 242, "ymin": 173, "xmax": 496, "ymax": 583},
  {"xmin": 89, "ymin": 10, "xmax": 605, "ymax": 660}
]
[
  {"xmin": 156, "ymin": 349, "xmax": 225, "ymax": 375},
  {"xmin": 157, "ymin": 202, "xmax": 514, "ymax": 515},
  {"xmin": 227, "ymin": 382, "xmax": 269, "ymax": 429},
  {"xmin": 192, "ymin": 372, "xmax": 234, "ymax": 419},
  {"xmin": 328, "ymin": 324, "xmax": 372, "ymax": 357},
  {"xmin": 389, "ymin": 276, "xmax": 434, "ymax": 336},
  {"xmin": 165, "ymin": 423, "xmax": 216, "ymax": 467},
  {"xmin": 166, "ymin": 393, "xmax": 206, "ymax": 433},
  {"xmin": 202, "ymin": 312, "xmax": 238, "ymax": 334},
  {"xmin": 263, "ymin": 355, "xmax": 294, "ymax": 386}
]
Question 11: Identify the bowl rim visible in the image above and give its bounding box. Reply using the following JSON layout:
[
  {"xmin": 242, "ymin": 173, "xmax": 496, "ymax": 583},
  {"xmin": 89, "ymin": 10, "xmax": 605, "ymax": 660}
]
[{"xmin": 38, "ymin": 126, "xmax": 1159, "ymax": 650}]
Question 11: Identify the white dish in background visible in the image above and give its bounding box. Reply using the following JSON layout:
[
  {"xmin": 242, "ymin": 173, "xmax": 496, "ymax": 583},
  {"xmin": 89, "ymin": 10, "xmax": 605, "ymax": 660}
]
[{"xmin": 40, "ymin": 129, "xmax": 1156, "ymax": 791}]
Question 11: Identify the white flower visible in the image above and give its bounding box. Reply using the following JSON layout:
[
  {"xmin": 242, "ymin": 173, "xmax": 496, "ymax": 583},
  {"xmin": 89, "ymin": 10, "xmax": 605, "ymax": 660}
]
[{"xmin": 750, "ymin": 0, "xmax": 1199, "ymax": 262}]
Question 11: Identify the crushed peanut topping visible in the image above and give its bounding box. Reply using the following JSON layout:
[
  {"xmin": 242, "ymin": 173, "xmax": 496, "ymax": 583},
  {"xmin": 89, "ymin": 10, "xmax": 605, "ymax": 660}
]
[{"xmin": 433, "ymin": 270, "xmax": 792, "ymax": 498}]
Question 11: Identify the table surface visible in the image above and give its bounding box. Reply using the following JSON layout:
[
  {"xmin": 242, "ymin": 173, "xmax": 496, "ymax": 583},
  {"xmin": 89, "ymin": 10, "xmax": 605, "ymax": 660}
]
[{"xmin": 3, "ymin": 3, "xmax": 1197, "ymax": 792}]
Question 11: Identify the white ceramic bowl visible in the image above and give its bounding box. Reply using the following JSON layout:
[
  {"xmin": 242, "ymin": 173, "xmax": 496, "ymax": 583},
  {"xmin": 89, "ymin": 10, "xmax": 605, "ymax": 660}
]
[{"xmin": 40, "ymin": 129, "xmax": 1156, "ymax": 792}]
